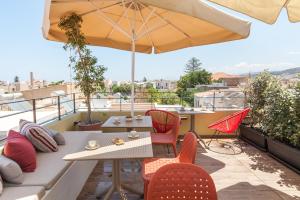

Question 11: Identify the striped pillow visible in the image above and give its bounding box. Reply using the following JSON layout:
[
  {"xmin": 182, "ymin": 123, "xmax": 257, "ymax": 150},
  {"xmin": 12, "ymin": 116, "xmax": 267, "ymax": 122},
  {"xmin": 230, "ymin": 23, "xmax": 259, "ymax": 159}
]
[{"xmin": 19, "ymin": 120, "xmax": 58, "ymax": 153}]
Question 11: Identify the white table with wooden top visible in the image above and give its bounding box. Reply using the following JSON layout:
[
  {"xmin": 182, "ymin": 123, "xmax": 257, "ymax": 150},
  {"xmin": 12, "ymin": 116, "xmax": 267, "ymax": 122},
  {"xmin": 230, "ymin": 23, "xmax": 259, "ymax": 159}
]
[
  {"xmin": 177, "ymin": 108, "xmax": 214, "ymax": 147},
  {"xmin": 101, "ymin": 116, "xmax": 153, "ymax": 132},
  {"xmin": 63, "ymin": 131, "xmax": 153, "ymax": 199}
]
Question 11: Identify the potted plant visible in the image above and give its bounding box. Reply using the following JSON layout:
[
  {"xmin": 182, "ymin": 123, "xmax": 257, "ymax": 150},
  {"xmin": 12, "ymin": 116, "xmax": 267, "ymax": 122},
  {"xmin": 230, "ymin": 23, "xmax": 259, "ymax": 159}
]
[
  {"xmin": 240, "ymin": 71, "xmax": 276, "ymax": 150},
  {"xmin": 59, "ymin": 13, "xmax": 106, "ymax": 131},
  {"xmin": 262, "ymin": 79, "xmax": 300, "ymax": 171}
]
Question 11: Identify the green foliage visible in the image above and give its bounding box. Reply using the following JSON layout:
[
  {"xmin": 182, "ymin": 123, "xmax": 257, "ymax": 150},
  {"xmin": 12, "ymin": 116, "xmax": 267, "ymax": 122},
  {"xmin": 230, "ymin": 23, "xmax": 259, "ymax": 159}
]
[
  {"xmin": 185, "ymin": 57, "xmax": 202, "ymax": 73},
  {"xmin": 245, "ymin": 71, "xmax": 278, "ymax": 129},
  {"xmin": 146, "ymin": 86, "xmax": 160, "ymax": 103},
  {"xmin": 49, "ymin": 80, "xmax": 64, "ymax": 86},
  {"xmin": 176, "ymin": 69, "xmax": 212, "ymax": 106},
  {"xmin": 58, "ymin": 13, "xmax": 106, "ymax": 123},
  {"xmin": 112, "ymin": 84, "xmax": 131, "ymax": 95},
  {"xmin": 263, "ymin": 87, "xmax": 299, "ymax": 148},
  {"xmin": 160, "ymin": 92, "xmax": 180, "ymax": 105},
  {"xmin": 291, "ymin": 80, "xmax": 300, "ymax": 147},
  {"xmin": 14, "ymin": 76, "xmax": 19, "ymax": 83},
  {"xmin": 246, "ymin": 71, "xmax": 300, "ymax": 148},
  {"xmin": 145, "ymin": 82, "xmax": 154, "ymax": 89}
]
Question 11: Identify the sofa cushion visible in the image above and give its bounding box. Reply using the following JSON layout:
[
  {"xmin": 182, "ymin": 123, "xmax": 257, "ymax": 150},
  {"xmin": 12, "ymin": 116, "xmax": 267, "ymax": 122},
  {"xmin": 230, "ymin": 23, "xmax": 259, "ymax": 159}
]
[
  {"xmin": 0, "ymin": 156, "xmax": 24, "ymax": 184},
  {"xmin": 0, "ymin": 186, "xmax": 45, "ymax": 200},
  {"xmin": 43, "ymin": 127, "xmax": 66, "ymax": 145},
  {"xmin": 52, "ymin": 132, "xmax": 66, "ymax": 146},
  {"xmin": 5, "ymin": 132, "xmax": 90, "ymax": 190},
  {"xmin": 19, "ymin": 120, "xmax": 58, "ymax": 153},
  {"xmin": 3, "ymin": 130, "xmax": 37, "ymax": 172}
]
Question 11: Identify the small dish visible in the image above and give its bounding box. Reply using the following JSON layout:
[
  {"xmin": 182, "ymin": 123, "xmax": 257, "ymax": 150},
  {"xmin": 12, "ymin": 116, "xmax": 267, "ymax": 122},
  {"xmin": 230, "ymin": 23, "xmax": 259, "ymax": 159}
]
[
  {"xmin": 125, "ymin": 118, "xmax": 132, "ymax": 122},
  {"xmin": 128, "ymin": 134, "xmax": 139, "ymax": 139},
  {"xmin": 85, "ymin": 144, "xmax": 100, "ymax": 150},
  {"xmin": 135, "ymin": 116, "xmax": 143, "ymax": 120},
  {"xmin": 112, "ymin": 138, "xmax": 125, "ymax": 145}
]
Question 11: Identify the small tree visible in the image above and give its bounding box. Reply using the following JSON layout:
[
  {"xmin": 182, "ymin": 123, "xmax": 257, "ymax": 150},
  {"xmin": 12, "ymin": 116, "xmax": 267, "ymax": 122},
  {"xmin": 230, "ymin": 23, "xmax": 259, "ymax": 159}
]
[
  {"xmin": 112, "ymin": 83, "xmax": 131, "ymax": 95},
  {"xmin": 14, "ymin": 76, "xmax": 19, "ymax": 83},
  {"xmin": 185, "ymin": 57, "xmax": 202, "ymax": 73},
  {"xmin": 176, "ymin": 69, "xmax": 212, "ymax": 106},
  {"xmin": 160, "ymin": 92, "xmax": 180, "ymax": 105},
  {"xmin": 59, "ymin": 13, "xmax": 106, "ymax": 124},
  {"xmin": 146, "ymin": 86, "xmax": 160, "ymax": 103}
]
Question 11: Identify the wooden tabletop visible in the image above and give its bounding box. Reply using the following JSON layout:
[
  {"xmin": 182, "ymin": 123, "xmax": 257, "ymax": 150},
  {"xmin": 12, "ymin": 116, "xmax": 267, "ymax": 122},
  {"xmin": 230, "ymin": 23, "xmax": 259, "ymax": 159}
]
[
  {"xmin": 63, "ymin": 132, "xmax": 153, "ymax": 161},
  {"xmin": 101, "ymin": 116, "xmax": 153, "ymax": 128}
]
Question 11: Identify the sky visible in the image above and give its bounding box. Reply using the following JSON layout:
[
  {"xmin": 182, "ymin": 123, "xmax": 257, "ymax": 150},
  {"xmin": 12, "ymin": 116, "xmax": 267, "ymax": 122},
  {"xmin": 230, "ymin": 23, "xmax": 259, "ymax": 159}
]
[{"xmin": 0, "ymin": 1, "xmax": 299, "ymax": 83}]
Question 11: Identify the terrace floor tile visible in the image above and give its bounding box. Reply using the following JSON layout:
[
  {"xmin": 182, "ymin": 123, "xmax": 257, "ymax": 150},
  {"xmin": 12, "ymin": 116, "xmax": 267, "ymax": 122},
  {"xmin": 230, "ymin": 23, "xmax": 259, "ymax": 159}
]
[{"xmin": 77, "ymin": 139, "xmax": 300, "ymax": 200}]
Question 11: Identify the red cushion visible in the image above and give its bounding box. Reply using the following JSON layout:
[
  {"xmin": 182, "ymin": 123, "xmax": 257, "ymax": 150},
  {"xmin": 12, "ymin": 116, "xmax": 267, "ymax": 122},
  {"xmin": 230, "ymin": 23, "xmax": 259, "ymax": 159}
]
[{"xmin": 4, "ymin": 130, "xmax": 37, "ymax": 172}]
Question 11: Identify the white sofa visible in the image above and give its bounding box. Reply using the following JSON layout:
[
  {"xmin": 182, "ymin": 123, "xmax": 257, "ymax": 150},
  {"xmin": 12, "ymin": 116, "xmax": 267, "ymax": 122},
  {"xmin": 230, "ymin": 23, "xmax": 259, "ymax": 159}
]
[{"xmin": 1, "ymin": 131, "xmax": 98, "ymax": 200}]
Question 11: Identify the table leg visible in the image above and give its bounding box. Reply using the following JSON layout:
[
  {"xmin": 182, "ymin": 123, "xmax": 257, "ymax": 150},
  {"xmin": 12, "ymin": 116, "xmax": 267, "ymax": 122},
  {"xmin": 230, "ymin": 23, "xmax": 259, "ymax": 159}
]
[
  {"xmin": 190, "ymin": 114, "xmax": 208, "ymax": 148},
  {"xmin": 125, "ymin": 127, "xmax": 141, "ymax": 173},
  {"xmin": 96, "ymin": 160, "xmax": 120, "ymax": 200},
  {"xmin": 97, "ymin": 160, "xmax": 142, "ymax": 199}
]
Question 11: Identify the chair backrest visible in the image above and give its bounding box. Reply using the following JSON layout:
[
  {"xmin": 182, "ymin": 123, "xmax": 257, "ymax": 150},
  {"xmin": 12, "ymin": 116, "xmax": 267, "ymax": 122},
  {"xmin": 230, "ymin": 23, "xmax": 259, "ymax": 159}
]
[
  {"xmin": 178, "ymin": 132, "xmax": 198, "ymax": 163},
  {"xmin": 145, "ymin": 109, "xmax": 180, "ymax": 137},
  {"xmin": 147, "ymin": 163, "xmax": 218, "ymax": 200},
  {"xmin": 208, "ymin": 108, "xmax": 250, "ymax": 133}
]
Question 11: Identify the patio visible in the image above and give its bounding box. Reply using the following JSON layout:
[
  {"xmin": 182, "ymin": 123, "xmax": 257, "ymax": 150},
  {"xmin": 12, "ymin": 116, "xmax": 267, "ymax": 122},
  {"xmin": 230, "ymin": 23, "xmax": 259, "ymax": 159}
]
[{"xmin": 78, "ymin": 139, "xmax": 300, "ymax": 200}]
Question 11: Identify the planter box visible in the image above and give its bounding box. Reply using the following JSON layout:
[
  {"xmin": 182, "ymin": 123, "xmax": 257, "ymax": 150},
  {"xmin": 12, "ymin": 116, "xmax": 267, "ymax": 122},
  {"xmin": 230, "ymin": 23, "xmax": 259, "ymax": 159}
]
[
  {"xmin": 240, "ymin": 125, "xmax": 267, "ymax": 151},
  {"xmin": 267, "ymin": 137, "xmax": 300, "ymax": 173}
]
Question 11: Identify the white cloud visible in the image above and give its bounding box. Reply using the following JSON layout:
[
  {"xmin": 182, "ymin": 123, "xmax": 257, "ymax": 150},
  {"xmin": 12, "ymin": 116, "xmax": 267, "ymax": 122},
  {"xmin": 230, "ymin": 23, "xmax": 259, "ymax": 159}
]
[
  {"xmin": 288, "ymin": 51, "xmax": 300, "ymax": 55},
  {"xmin": 218, "ymin": 62, "xmax": 297, "ymax": 74}
]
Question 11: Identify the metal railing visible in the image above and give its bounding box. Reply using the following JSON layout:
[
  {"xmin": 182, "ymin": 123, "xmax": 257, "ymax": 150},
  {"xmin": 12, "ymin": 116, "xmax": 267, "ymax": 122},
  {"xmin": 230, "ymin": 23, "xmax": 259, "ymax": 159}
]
[{"xmin": 0, "ymin": 91, "xmax": 246, "ymax": 140}]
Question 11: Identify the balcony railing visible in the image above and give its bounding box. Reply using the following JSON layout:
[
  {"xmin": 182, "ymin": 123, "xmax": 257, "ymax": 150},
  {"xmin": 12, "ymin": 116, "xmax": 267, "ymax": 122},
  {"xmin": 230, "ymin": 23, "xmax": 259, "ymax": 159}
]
[{"xmin": 0, "ymin": 91, "xmax": 246, "ymax": 140}]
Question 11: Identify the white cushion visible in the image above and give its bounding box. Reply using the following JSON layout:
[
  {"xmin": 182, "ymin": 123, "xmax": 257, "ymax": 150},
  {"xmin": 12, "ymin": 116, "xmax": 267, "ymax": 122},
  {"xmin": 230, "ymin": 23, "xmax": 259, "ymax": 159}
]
[
  {"xmin": 0, "ymin": 186, "xmax": 45, "ymax": 200},
  {"xmin": 5, "ymin": 132, "xmax": 89, "ymax": 190}
]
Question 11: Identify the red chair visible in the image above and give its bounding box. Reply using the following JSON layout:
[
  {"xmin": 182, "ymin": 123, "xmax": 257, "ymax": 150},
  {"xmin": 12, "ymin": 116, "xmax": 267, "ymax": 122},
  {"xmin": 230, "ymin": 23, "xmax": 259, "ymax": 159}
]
[
  {"xmin": 145, "ymin": 109, "xmax": 181, "ymax": 156},
  {"xmin": 142, "ymin": 132, "xmax": 197, "ymax": 199},
  {"xmin": 147, "ymin": 163, "xmax": 218, "ymax": 200},
  {"xmin": 207, "ymin": 108, "xmax": 250, "ymax": 146}
]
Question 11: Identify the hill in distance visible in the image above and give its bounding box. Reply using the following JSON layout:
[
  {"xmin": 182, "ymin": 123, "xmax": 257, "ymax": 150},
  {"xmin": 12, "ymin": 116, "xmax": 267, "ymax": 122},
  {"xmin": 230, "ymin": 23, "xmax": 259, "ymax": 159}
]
[{"xmin": 241, "ymin": 67, "xmax": 300, "ymax": 78}]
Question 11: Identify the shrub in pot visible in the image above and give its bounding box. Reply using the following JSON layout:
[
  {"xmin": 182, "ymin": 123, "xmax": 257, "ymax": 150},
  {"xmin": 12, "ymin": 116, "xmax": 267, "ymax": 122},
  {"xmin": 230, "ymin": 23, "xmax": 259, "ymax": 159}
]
[
  {"xmin": 59, "ymin": 13, "xmax": 106, "ymax": 130},
  {"xmin": 262, "ymin": 78, "xmax": 300, "ymax": 171},
  {"xmin": 241, "ymin": 71, "xmax": 278, "ymax": 150}
]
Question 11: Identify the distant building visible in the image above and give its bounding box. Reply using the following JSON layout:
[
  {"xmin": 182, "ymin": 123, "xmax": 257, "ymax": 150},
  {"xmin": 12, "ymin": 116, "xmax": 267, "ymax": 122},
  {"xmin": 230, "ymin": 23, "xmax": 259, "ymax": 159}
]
[
  {"xmin": 212, "ymin": 72, "xmax": 248, "ymax": 87},
  {"xmin": 195, "ymin": 82, "xmax": 228, "ymax": 91},
  {"xmin": 154, "ymin": 79, "xmax": 177, "ymax": 90},
  {"xmin": 194, "ymin": 88, "xmax": 245, "ymax": 110}
]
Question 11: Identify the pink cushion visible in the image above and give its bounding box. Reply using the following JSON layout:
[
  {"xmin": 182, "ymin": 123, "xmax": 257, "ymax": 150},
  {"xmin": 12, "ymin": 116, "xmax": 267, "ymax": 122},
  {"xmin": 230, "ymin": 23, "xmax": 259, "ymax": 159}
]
[{"xmin": 4, "ymin": 130, "xmax": 37, "ymax": 172}]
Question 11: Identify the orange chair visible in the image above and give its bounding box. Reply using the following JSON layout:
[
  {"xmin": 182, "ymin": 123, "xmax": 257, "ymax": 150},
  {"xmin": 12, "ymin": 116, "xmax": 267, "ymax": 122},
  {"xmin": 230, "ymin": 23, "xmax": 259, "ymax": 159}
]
[
  {"xmin": 142, "ymin": 132, "xmax": 197, "ymax": 199},
  {"xmin": 145, "ymin": 109, "xmax": 181, "ymax": 156},
  {"xmin": 207, "ymin": 108, "xmax": 250, "ymax": 146},
  {"xmin": 147, "ymin": 163, "xmax": 218, "ymax": 200}
]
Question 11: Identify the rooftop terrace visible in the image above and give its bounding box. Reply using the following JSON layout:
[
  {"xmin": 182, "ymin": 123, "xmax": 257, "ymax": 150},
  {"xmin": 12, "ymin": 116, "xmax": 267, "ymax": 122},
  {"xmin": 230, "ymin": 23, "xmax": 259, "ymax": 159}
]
[{"xmin": 78, "ymin": 139, "xmax": 300, "ymax": 200}]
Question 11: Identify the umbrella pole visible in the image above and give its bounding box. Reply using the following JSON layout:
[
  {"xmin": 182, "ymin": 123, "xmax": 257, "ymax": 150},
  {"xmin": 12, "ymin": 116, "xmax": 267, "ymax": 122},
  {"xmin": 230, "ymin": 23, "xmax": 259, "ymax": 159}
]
[{"xmin": 131, "ymin": 38, "xmax": 135, "ymax": 117}]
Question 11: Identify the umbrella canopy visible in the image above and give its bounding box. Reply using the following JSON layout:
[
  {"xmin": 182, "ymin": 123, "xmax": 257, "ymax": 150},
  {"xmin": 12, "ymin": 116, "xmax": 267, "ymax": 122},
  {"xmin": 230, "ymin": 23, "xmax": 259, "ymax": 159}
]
[
  {"xmin": 43, "ymin": 0, "xmax": 251, "ymax": 116},
  {"xmin": 207, "ymin": 0, "xmax": 300, "ymax": 24}
]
